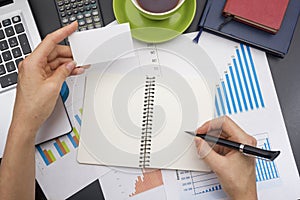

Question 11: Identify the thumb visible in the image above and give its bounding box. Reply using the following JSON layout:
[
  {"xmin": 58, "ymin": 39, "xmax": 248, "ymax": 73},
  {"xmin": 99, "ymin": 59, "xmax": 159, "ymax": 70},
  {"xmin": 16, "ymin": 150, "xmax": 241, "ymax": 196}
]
[
  {"xmin": 50, "ymin": 61, "xmax": 76, "ymax": 84},
  {"xmin": 195, "ymin": 137, "xmax": 225, "ymax": 171}
]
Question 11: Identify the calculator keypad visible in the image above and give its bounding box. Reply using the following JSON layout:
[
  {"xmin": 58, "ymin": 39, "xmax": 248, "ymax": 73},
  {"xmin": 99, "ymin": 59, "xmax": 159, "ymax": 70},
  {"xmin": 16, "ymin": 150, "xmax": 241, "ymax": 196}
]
[{"xmin": 55, "ymin": 0, "xmax": 103, "ymax": 32}]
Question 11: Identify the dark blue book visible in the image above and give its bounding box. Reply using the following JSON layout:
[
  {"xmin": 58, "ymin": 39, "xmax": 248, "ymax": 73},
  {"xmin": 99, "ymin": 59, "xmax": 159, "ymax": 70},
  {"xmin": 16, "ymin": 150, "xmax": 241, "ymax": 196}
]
[{"xmin": 195, "ymin": 0, "xmax": 300, "ymax": 58}]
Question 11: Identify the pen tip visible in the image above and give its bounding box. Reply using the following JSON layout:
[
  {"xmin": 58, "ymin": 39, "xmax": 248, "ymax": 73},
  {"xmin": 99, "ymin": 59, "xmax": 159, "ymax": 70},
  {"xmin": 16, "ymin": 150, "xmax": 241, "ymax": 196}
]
[{"xmin": 185, "ymin": 131, "xmax": 196, "ymax": 136}]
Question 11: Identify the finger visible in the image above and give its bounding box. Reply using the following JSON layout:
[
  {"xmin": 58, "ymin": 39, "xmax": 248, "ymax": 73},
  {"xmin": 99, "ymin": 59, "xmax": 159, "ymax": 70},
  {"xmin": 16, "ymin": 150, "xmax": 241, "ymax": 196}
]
[
  {"xmin": 197, "ymin": 117, "xmax": 225, "ymax": 134},
  {"xmin": 220, "ymin": 116, "xmax": 245, "ymax": 137},
  {"xmin": 197, "ymin": 116, "xmax": 249, "ymax": 140},
  {"xmin": 221, "ymin": 116, "xmax": 256, "ymax": 145},
  {"xmin": 69, "ymin": 65, "xmax": 90, "ymax": 75},
  {"xmin": 195, "ymin": 130, "xmax": 231, "ymax": 156},
  {"xmin": 47, "ymin": 45, "xmax": 73, "ymax": 62},
  {"xmin": 49, "ymin": 61, "xmax": 76, "ymax": 85},
  {"xmin": 79, "ymin": 64, "xmax": 91, "ymax": 69},
  {"xmin": 48, "ymin": 57, "xmax": 73, "ymax": 70},
  {"xmin": 70, "ymin": 67, "xmax": 85, "ymax": 76},
  {"xmin": 194, "ymin": 137, "xmax": 225, "ymax": 172},
  {"xmin": 30, "ymin": 22, "xmax": 78, "ymax": 61},
  {"xmin": 196, "ymin": 120, "xmax": 210, "ymax": 134},
  {"xmin": 203, "ymin": 116, "xmax": 256, "ymax": 146},
  {"xmin": 196, "ymin": 118, "xmax": 224, "ymax": 139},
  {"xmin": 213, "ymin": 142, "xmax": 234, "ymax": 156}
]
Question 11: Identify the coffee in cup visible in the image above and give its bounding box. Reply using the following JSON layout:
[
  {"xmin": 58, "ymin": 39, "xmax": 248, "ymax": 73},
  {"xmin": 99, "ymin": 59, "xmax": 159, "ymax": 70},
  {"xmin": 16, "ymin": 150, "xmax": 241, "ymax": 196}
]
[
  {"xmin": 131, "ymin": 0, "xmax": 186, "ymax": 20},
  {"xmin": 137, "ymin": 0, "xmax": 179, "ymax": 13}
]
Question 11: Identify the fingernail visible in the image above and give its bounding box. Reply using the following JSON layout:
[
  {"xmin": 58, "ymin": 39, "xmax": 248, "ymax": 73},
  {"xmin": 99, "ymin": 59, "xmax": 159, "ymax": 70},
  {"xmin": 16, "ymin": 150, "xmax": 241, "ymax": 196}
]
[
  {"xmin": 66, "ymin": 61, "xmax": 76, "ymax": 71},
  {"xmin": 196, "ymin": 125, "xmax": 205, "ymax": 134},
  {"xmin": 76, "ymin": 68, "xmax": 85, "ymax": 75},
  {"xmin": 79, "ymin": 64, "xmax": 91, "ymax": 69},
  {"xmin": 84, "ymin": 64, "xmax": 91, "ymax": 69},
  {"xmin": 194, "ymin": 137, "xmax": 201, "ymax": 146}
]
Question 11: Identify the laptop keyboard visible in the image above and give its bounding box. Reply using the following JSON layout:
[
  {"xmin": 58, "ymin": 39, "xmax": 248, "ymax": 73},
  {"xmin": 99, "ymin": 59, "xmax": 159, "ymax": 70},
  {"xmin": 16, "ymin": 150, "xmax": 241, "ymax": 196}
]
[{"xmin": 0, "ymin": 15, "xmax": 31, "ymax": 93}]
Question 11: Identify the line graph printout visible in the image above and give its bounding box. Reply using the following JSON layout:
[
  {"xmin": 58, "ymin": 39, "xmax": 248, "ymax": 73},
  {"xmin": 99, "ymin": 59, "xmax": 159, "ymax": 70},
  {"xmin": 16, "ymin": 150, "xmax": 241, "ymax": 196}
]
[{"xmin": 162, "ymin": 32, "xmax": 300, "ymax": 200}]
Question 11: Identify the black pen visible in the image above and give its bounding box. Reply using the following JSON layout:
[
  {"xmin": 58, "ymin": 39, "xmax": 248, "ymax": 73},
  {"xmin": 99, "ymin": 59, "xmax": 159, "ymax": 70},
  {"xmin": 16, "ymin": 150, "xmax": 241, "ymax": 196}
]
[{"xmin": 185, "ymin": 131, "xmax": 280, "ymax": 161}]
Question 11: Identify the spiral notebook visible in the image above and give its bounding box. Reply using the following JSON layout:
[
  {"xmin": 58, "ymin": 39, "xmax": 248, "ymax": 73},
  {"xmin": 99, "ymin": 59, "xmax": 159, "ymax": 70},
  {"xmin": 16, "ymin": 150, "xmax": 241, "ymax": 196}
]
[{"xmin": 77, "ymin": 35, "xmax": 220, "ymax": 171}]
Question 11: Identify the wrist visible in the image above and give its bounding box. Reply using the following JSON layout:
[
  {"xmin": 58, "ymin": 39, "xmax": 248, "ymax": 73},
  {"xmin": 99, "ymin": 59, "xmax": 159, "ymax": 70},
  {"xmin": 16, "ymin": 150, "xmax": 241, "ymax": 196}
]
[
  {"xmin": 9, "ymin": 115, "xmax": 39, "ymax": 140},
  {"xmin": 232, "ymin": 196, "xmax": 257, "ymax": 200},
  {"xmin": 230, "ymin": 188, "xmax": 258, "ymax": 200}
]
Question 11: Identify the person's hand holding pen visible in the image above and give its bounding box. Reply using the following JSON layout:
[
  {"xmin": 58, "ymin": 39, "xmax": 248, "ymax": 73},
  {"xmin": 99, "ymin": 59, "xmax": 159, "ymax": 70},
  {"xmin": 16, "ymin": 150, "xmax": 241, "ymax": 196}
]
[{"xmin": 194, "ymin": 116, "xmax": 258, "ymax": 200}]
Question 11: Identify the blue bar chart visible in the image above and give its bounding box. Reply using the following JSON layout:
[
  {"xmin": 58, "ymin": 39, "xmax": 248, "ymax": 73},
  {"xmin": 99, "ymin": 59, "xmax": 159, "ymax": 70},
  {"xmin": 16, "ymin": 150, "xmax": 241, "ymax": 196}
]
[
  {"xmin": 36, "ymin": 146, "xmax": 56, "ymax": 166},
  {"xmin": 215, "ymin": 44, "xmax": 265, "ymax": 116},
  {"xmin": 178, "ymin": 170, "xmax": 222, "ymax": 196},
  {"xmin": 255, "ymin": 133, "xmax": 279, "ymax": 182}
]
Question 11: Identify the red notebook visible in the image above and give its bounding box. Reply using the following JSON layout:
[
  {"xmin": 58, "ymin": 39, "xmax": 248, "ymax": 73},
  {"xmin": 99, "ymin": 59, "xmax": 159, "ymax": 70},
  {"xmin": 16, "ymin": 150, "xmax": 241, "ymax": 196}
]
[{"xmin": 223, "ymin": 0, "xmax": 289, "ymax": 34}]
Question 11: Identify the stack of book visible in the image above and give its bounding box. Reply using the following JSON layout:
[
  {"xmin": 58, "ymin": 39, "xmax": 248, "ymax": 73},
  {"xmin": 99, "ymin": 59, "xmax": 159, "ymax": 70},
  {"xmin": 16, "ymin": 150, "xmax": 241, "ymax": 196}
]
[{"xmin": 196, "ymin": 0, "xmax": 300, "ymax": 57}]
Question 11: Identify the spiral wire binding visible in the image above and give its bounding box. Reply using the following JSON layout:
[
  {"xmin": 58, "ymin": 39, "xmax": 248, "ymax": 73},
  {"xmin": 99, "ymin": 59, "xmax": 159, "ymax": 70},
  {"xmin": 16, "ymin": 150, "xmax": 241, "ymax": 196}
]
[{"xmin": 139, "ymin": 76, "xmax": 156, "ymax": 168}]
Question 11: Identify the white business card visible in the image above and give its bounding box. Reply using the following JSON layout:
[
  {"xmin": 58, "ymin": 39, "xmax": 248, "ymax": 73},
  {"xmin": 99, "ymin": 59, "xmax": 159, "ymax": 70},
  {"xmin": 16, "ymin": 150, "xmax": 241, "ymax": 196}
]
[{"xmin": 69, "ymin": 23, "xmax": 134, "ymax": 66}]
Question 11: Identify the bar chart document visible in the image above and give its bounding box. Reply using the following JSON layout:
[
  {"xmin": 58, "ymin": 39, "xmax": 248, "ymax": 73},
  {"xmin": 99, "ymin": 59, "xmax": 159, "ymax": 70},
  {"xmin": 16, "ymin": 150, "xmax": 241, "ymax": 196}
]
[
  {"xmin": 99, "ymin": 168, "xmax": 166, "ymax": 199},
  {"xmin": 162, "ymin": 32, "xmax": 300, "ymax": 200},
  {"xmin": 35, "ymin": 76, "xmax": 110, "ymax": 200}
]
